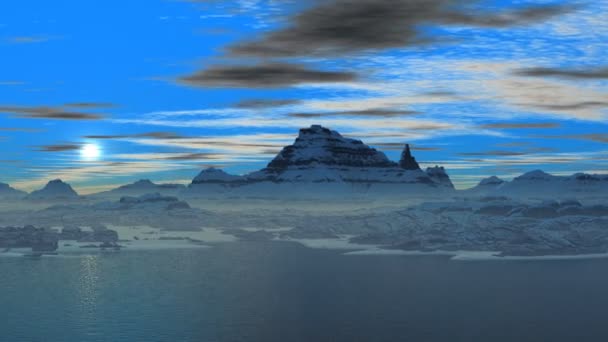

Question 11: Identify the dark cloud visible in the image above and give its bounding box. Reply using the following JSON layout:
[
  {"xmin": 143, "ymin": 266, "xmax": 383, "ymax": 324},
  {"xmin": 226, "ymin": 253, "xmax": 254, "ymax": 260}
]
[
  {"xmin": 84, "ymin": 135, "xmax": 128, "ymax": 139},
  {"xmin": 518, "ymin": 101, "xmax": 608, "ymax": 111},
  {"xmin": 138, "ymin": 132, "xmax": 185, "ymax": 139},
  {"xmin": 179, "ymin": 63, "xmax": 357, "ymax": 88},
  {"xmin": 458, "ymin": 150, "xmax": 527, "ymax": 156},
  {"xmin": 180, "ymin": 0, "xmax": 575, "ymax": 89},
  {"xmin": 84, "ymin": 132, "xmax": 186, "ymax": 140},
  {"xmin": 235, "ymin": 99, "xmax": 301, "ymax": 109},
  {"xmin": 288, "ymin": 109, "xmax": 419, "ymax": 118},
  {"xmin": 479, "ymin": 122, "xmax": 560, "ymax": 129},
  {"xmin": 0, "ymin": 105, "xmax": 105, "ymax": 120},
  {"xmin": 495, "ymin": 141, "xmax": 532, "ymax": 147},
  {"xmin": 536, "ymin": 134, "xmax": 608, "ymax": 144},
  {"xmin": 372, "ymin": 143, "xmax": 442, "ymax": 151},
  {"xmin": 36, "ymin": 144, "xmax": 81, "ymax": 152},
  {"xmin": 228, "ymin": 0, "xmax": 578, "ymax": 57},
  {"xmin": 0, "ymin": 127, "xmax": 44, "ymax": 133},
  {"xmin": 64, "ymin": 102, "xmax": 116, "ymax": 109},
  {"xmin": 514, "ymin": 66, "xmax": 608, "ymax": 79},
  {"xmin": 156, "ymin": 153, "xmax": 221, "ymax": 161}
]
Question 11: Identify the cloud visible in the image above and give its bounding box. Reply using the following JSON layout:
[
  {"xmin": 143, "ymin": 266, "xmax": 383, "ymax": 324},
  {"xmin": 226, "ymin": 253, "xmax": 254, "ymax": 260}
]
[
  {"xmin": 519, "ymin": 101, "xmax": 608, "ymax": 111},
  {"xmin": 84, "ymin": 132, "xmax": 186, "ymax": 140},
  {"xmin": 112, "ymin": 152, "xmax": 227, "ymax": 161},
  {"xmin": 456, "ymin": 61, "xmax": 608, "ymax": 121},
  {"xmin": 234, "ymin": 99, "xmax": 301, "ymax": 109},
  {"xmin": 178, "ymin": 63, "xmax": 357, "ymax": 88},
  {"xmin": 514, "ymin": 65, "xmax": 608, "ymax": 79},
  {"xmin": 5, "ymin": 36, "xmax": 55, "ymax": 44},
  {"xmin": 0, "ymin": 104, "xmax": 106, "ymax": 120},
  {"xmin": 370, "ymin": 143, "xmax": 442, "ymax": 151},
  {"xmin": 0, "ymin": 81, "xmax": 26, "ymax": 86},
  {"xmin": 536, "ymin": 133, "xmax": 608, "ymax": 144},
  {"xmin": 228, "ymin": 0, "xmax": 578, "ymax": 57},
  {"xmin": 458, "ymin": 150, "xmax": 528, "ymax": 157},
  {"xmin": 64, "ymin": 102, "xmax": 116, "ymax": 109},
  {"xmin": 479, "ymin": 122, "xmax": 560, "ymax": 129},
  {"xmin": 0, "ymin": 127, "xmax": 44, "ymax": 133},
  {"xmin": 35, "ymin": 144, "xmax": 81, "ymax": 152},
  {"xmin": 288, "ymin": 109, "xmax": 419, "ymax": 118}
]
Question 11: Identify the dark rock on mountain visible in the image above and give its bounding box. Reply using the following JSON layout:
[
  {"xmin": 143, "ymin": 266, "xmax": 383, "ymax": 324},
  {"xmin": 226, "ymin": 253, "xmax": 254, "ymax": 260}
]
[
  {"xmin": 399, "ymin": 144, "xmax": 420, "ymax": 170},
  {"xmin": 426, "ymin": 166, "xmax": 454, "ymax": 188}
]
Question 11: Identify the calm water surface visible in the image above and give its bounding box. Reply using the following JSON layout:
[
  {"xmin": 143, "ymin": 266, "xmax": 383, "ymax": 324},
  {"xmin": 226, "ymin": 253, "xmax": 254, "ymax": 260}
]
[{"xmin": 2, "ymin": 241, "xmax": 608, "ymax": 342}]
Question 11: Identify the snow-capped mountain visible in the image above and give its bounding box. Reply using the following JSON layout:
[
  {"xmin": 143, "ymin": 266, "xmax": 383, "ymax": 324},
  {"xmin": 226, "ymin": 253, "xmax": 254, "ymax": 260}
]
[
  {"xmin": 26, "ymin": 179, "xmax": 79, "ymax": 200},
  {"xmin": 192, "ymin": 168, "xmax": 245, "ymax": 184},
  {"xmin": 0, "ymin": 182, "xmax": 27, "ymax": 199},
  {"xmin": 186, "ymin": 125, "xmax": 454, "ymax": 198},
  {"xmin": 468, "ymin": 170, "xmax": 608, "ymax": 198},
  {"xmin": 90, "ymin": 179, "xmax": 186, "ymax": 199}
]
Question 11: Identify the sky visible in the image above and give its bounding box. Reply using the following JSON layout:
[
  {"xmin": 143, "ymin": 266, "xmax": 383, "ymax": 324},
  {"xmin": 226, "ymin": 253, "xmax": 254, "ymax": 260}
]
[{"xmin": 0, "ymin": 0, "xmax": 607, "ymax": 193}]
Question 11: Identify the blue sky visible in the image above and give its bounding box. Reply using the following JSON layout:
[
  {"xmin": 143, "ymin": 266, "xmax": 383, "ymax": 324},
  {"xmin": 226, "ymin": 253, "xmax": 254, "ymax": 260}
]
[{"xmin": 0, "ymin": 0, "xmax": 607, "ymax": 193}]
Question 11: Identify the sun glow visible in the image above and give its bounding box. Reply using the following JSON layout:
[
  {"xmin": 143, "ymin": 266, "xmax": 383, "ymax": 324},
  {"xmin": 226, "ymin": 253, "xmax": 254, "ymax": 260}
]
[{"xmin": 80, "ymin": 143, "xmax": 101, "ymax": 161}]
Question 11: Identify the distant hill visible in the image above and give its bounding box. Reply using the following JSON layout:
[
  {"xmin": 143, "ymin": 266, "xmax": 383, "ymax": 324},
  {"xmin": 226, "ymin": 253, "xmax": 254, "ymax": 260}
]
[
  {"xmin": 467, "ymin": 170, "xmax": 608, "ymax": 199},
  {"xmin": 26, "ymin": 179, "xmax": 79, "ymax": 200},
  {"xmin": 0, "ymin": 182, "xmax": 27, "ymax": 199},
  {"xmin": 89, "ymin": 179, "xmax": 186, "ymax": 199}
]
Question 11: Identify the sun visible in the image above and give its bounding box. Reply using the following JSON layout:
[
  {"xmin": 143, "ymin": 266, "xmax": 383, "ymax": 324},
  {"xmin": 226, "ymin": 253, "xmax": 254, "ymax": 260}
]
[{"xmin": 80, "ymin": 143, "xmax": 101, "ymax": 161}]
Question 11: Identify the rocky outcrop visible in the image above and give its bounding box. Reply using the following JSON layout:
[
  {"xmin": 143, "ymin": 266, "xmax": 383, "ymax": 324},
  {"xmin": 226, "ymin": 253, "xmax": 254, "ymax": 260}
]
[
  {"xmin": 426, "ymin": 166, "xmax": 454, "ymax": 188},
  {"xmin": 399, "ymin": 144, "xmax": 420, "ymax": 170},
  {"xmin": 0, "ymin": 225, "xmax": 59, "ymax": 252}
]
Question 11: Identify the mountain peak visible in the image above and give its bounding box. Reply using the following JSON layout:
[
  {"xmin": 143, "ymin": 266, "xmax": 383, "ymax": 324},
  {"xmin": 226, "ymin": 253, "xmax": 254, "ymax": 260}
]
[
  {"xmin": 514, "ymin": 170, "xmax": 555, "ymax": 181},
  {"xmin": 28, "ymin": 179, "xmax": 79, "ymax": 199},
  {"xmin": 192, "ymin": 167, "xmax": 244, "ymax": 184},
  {"xmin": 0, "ymin": 182, "xmax": 26, "ymax": 198},
  {"xmin": 478, "ymin": 176, "xmax": 506, "ymax": 186},
  {"xmin": 399, "ymin": 144, "xmax": 421, "ymax": 170},
  {"xmin": 264, "ymin": 125, "xmax": 396, "ymax": 173}
]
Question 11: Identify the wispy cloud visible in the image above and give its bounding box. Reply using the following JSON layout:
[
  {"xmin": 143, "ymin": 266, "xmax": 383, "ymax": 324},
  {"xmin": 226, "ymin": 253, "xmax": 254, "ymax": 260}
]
[
  {"xmin": 234, "ymin": 99, "xmax": 301, "ymax": 109},
  {"xmin": 535, "ymin": 133, "xmax": 608, "ymax": 144},
  {"xmin": 35, "ymin": 144, "xmax": 81, "ymax": 152},
  {"xmin": 84, "ymin": 132, "xmax": 186, "ymax": 140},
  {"xmin": 5, "ymin": 36, "xmax": 55, "ymax": 44},
  {"xmin": 0, "ymin": 80, "xmax": 26, "ymax": 86},
  {"xmin": 288, "ymin": 109, "xmax": 419, "ymax": 118},
  {"xmin": 514, "ymin": 65, "xmax": 608, "ymax": 79},
  {"xmin": 0, "ymin": 104, "xmax": 109, "ymax": 120},
  {"xmin": 178, "ymin": 62, "xmax": 357, "ymax": 88},
  {"xmin": 479, "ymin": 122, "xmax": 560, "ymax": 129}
]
